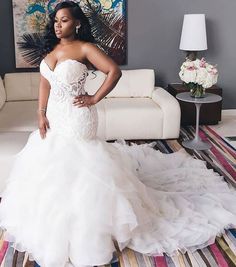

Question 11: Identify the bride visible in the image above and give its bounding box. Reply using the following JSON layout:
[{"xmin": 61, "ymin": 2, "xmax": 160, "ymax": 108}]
[{"xmin": 0, "ymin": 1, "xmax": 236, "ymax": 267}]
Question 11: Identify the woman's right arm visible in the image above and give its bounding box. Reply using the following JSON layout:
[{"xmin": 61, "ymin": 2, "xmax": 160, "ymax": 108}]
[{"xmin": 37, "ymin": 75, "xmax": 51, "ymax": 139}]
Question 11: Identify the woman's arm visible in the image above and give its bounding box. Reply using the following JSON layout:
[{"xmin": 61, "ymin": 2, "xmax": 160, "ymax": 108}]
[
  {"xmin": 38, "ymin": 75, "xmax": 50, "ymax": 113},
  {"xmin": 38, "ymin": 75, "xmax": 51, "ymax": 139},
  {"xmin": 73, "ymin": 43, "xmax": 122, "ymax": 107}
]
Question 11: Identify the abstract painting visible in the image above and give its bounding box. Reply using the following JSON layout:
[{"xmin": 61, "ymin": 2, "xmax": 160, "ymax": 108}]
[{"xmin": 12, "ymin": 0, "xmax": 127, "ymax": 68}]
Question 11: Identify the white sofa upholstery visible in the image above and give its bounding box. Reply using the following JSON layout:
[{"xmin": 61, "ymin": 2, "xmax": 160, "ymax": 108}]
[{"xmin": 0, "ymin": 69, "xmax": 180, "ymax": 194}]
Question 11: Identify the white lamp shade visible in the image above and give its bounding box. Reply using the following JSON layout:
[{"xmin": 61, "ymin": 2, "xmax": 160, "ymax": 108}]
[{"xmin": 179, "ymin": 14, "xmax": 207, "ymax": 51}]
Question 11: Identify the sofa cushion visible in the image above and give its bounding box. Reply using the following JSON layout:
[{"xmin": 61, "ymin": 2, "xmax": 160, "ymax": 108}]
[
  {"xmin": 4, "ymin": 69, "xmax": 155, "ymax": 101},
  {"xmin": 0, "ymin": 76, "xmax": 6, "ymax": 110},
  {"xmin": 0, "ymin": 100, "xmax": 38, "ymax": 131},
  {"xmin": 93, "ymin": 100, "xmax": 106, "ymax": 139},
  {"xmin": 0, "ymin": 97, "xmax": 164, "ymax": 138},
  {"xmin": 4, "ymin": 72, "xmax": 40, "ymax": 101},
  {"xmin": 0, "ymin": 99, "xmax": 106, "ymax": 138},
  {"xmin": 104, "ymin": 97, "xmax": 163, "ymax": 140},
  {"xmin": 85, "ymin": 69, "xmax": 155, "ymax": 98}
]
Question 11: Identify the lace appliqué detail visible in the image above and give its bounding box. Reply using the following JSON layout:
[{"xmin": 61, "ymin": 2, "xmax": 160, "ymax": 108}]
[
  {"xmin": 43, "ymin": 60, "xmax": 98, "ymax": 141},
  {"xmin": 50, "ymin": 68, "xmax": 88, "ymax": 103}
]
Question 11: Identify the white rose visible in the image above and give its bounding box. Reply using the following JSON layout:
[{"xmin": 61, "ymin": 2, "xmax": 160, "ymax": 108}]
[
  {"xmin": 194, "ymin": 58, "xmax": 201, "ymax": 68},
  {"xmin": 196, "ymin": 68, "xmax": 207, "ymax": 85},
  {"xmin": 184, "ymin": 69, "xmax": 197, "ymax": 83},
  {"xmin": 184, "ymin": 60, "xmax": 195, "ymax": 68},
  {"xmin": 202, "ymin": 73, "xmax": 213, "ymax": 88},
  {"xmin": 202, "ymin": 65, "xmax": 218, "ymax": 88},
  {"xmin": 179, "ymin": 60, "xmax": 197, "ymax": 83},
  {"xmin": 202, "ymin": 80, "xmax": 212, "ymax": 88}
]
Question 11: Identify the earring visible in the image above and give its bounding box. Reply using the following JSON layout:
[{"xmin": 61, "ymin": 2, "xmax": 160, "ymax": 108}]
[{"xmin": 75, "ymin": 25, "xmax": 80, "ymax": 34}]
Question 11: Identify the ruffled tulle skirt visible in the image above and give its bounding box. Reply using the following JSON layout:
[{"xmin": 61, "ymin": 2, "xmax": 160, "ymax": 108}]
[{"xmin": 0, "ymin": 128, "xmax": 236, "ymax": 267}]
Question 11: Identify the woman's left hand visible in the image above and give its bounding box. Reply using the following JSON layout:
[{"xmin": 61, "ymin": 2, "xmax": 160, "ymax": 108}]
[{"xmin": 72, "ymin": 93, "xmax": 97, "ymax": 108}]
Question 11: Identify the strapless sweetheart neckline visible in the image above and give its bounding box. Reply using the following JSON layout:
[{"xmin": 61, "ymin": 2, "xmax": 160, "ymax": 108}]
[{"xmin": 42, "ymin": 58, "xmax": 88, "ymax": 73}]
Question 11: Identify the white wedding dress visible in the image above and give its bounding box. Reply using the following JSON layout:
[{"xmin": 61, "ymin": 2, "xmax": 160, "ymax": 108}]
[{"xmin": 0, "ymin": 59, "xmax": 236, "ymax": 267}]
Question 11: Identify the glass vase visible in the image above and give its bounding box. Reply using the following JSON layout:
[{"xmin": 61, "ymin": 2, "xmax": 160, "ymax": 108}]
[{"xmin": 190, "ymin": 85, "xmax": 205, "ymax": 98}]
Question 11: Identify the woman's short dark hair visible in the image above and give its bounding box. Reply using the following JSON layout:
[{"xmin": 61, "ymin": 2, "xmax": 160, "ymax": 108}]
[{"xmin": 43, "ymin": 1, "xmax": 96, "ymax": 55}]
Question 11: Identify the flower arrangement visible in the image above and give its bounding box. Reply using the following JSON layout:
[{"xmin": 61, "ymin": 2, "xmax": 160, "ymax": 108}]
[{"xmin": 179, "ymin": 57, "xmax": 218, "ymax": 97}]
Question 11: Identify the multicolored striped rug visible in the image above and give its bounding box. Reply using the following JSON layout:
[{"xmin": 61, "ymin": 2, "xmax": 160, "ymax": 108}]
[
  {"xmin": 181, "ymin": 126, "xmax": 236, "ymax": 187},
  {"xmin": 0, "ymin": 126, "xmax": 235, "ymax": 267},
  {"xmin": 119, "ymin": 230, "xmax": 236, "ymax": 267}
]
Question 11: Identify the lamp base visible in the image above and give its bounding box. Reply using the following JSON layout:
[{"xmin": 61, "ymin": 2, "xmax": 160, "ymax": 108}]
[
  {"xmin": 186, "ymin": 51, "xmax": 197, "ymax": 61},
  {"xmin": 182, "ymin": 139, "xmax": 211, "ymax": 150}
]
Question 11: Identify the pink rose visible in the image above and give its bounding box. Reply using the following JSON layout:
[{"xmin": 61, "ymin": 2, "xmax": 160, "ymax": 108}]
[{"xmin": 186, "ymin": 66, "xmax": 197, "ymax": 71}]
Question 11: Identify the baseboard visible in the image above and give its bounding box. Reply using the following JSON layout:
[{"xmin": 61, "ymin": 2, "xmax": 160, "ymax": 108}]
[{"xmin": 222, "ymin": 109, "xmax": 236, "ymax": 116}]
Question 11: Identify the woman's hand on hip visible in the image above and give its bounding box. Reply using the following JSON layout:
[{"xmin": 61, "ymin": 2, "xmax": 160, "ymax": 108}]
[
  {"xmin": 38, "ymin": 114, "xmax": 50, "ymax": 139},
  {"xmin": 73, "ymin": 93, "xmax": 97, "ymax": 107}
]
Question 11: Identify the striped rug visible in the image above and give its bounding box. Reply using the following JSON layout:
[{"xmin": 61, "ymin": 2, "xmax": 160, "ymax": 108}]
[
  {"xmin": 179, "ymin": 126, "xmax": 236, "ymax": 187},
  {"xmin": 0, "ymin": 125, "xmax": 235, "ymax": 267}
]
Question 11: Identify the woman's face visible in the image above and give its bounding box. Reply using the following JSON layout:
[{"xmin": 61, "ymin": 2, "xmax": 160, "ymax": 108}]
[{"xmin": 54, "ymin": 8, "xmax": 79, "ymax": 39}]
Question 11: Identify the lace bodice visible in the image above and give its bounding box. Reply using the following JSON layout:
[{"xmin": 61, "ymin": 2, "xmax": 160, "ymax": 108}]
[
  {"xmin": 40, "ymin": 59, "xmax": 98, "ymax": 141},
  {"xmin": 40, "ymin": 59, "xmax": 88, "ymax": 101}
]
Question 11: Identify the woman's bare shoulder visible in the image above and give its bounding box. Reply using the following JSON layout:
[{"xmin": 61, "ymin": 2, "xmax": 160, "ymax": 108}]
[{"xmin": 80, "ymin": 41, "xmax": 97, "ymax": 50}]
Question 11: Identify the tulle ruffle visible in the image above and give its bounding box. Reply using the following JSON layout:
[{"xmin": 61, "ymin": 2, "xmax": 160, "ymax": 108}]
[{"xmin": 0, "ymin": 129, "xmax": 236, "ymax": 266}]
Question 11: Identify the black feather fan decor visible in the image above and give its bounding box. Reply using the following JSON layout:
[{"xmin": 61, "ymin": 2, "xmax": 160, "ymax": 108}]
[
  {"xmin": 17, "ymin": 32, "xmax": 46, "ymax": 67},
  {"xmin": 83, "ymin": 0, "xmax": 126, "ymax": 65}
]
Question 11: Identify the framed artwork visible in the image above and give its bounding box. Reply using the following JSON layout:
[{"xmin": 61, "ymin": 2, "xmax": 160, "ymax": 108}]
[{"xmin": 12, "ymin": 0, "xmax": 127, "ymax": 68}]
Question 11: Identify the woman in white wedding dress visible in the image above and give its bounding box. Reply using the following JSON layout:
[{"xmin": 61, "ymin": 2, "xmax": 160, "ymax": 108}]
[{"xmin": 0, "ymin": 1, "xmax": 236, "ymax": 267}]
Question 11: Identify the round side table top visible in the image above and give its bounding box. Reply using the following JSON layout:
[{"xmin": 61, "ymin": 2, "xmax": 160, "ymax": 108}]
[{"xmin": 176, "ymin": 92, "xmax": 222, "ymax": 104}]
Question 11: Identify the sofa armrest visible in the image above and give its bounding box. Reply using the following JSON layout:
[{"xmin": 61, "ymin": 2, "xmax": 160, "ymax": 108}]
[
  {"xmin": 152, "ymin": 86, "xmax": 180, "ymax": 139},
  {"xmin": 0, "ymin": 76, "xmax": 6, "ymax": 110}
]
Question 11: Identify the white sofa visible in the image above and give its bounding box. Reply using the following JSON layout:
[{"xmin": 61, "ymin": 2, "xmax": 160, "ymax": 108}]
[
  {"xmin": 0, "ymin": 69, "xmax": 180, "ymax": 139},
  {"xmin": 0, "ymin": 69, "xmax": 180, "ymax": 193}
]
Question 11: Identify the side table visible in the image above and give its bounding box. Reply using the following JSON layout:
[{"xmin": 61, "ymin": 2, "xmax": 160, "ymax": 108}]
[
  {"xmin": 176, "ymin": 92, "xmax": 222, "ymax": 150},
  {"xmin": 168, "ymin": 83, "xmax": 222, "ymax": 125}
]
